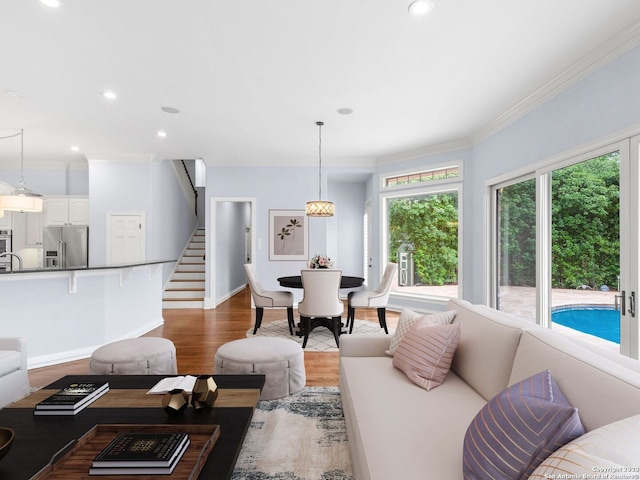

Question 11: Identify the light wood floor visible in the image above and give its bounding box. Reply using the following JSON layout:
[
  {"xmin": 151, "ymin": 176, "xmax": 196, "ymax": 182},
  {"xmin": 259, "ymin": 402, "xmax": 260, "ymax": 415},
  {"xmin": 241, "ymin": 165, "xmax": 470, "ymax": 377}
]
[{"xmin": 27, "ymin": 287, "xmax": 400, "ymax": 388}]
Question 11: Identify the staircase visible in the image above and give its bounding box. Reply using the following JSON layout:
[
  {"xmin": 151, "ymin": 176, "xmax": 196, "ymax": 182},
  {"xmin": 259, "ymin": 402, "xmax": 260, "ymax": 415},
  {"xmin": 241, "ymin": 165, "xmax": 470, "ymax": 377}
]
[{"xmin": 162, "ymin": 229, "xmax": 205, "ymax": 308}]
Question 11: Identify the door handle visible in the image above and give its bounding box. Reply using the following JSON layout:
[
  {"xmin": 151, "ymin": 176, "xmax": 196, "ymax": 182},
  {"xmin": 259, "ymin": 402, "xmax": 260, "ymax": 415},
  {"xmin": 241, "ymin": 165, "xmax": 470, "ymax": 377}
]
[
  {"xmin": 615, "ymin": 290, "xmax": 626, "ymax": 315},
  {"xmin": 628, "ymin": 291, "xmax": 636, "ymax": 318}
]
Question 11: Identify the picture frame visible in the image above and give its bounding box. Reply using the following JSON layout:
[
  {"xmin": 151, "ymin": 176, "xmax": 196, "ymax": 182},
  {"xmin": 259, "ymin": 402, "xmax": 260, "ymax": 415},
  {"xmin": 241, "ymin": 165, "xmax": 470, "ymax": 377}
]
[{"xmin": 269, "ymin": 209, "xmax": 308, "ymax": 261}]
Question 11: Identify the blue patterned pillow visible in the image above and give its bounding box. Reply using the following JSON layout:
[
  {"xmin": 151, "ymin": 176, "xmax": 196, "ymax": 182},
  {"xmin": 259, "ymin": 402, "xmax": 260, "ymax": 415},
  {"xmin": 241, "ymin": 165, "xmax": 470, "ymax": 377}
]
[{"xmin": 463, "ymin": 370, "xmax": 585, "ymax": 480}]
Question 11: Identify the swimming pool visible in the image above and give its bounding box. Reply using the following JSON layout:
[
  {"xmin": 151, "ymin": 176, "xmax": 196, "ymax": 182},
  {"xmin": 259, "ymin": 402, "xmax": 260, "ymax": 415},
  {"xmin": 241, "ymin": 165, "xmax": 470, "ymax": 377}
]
[{"xmin": 551, "ymin": 305, "xmax": 619, "ymax": 343}]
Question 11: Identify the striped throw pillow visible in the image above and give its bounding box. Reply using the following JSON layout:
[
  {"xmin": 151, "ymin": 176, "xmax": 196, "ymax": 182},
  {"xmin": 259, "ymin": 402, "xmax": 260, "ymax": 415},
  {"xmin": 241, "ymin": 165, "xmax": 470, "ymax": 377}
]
[
  {"xmin": 387, "ymin": 309, "xmax": 457, "ymax": 355},
  {"xmin": 463, "ymin": 370, "xmax": 585, "ymax": 480},
  {"xmin": 392, "ymin": 321, "xmax": 462, "ymax": 391},
  {"xmin": 529, "ymin": 414, "xmax": 640, "ymax": 477}
]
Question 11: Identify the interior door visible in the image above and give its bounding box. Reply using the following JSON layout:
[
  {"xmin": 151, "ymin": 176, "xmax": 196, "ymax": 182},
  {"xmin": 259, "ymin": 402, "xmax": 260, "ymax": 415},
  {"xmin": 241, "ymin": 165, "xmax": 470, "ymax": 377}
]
[{"xmin": 108, "ymin": 214, "xmax": 144, "ymax": 264}]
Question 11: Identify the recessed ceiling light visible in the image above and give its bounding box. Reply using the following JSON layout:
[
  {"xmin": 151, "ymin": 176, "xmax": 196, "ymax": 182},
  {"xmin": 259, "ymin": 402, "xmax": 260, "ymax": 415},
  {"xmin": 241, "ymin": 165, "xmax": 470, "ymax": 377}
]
[
  {"xmin": 160, "ymin": 106, "xmax": 180, "ymax": 114},
  {"xmin": 337, "ymin": 108, "xmax": 354, "ymax": 115},
  {"xmin": 408, "ymin": 0, "xmax": 433, "ymax": 16},
  {"xmin": 156, "ymin": 131, "xmax": 167, "ymax": 138},
  {"xmin": 101, "ymin": 90, "xmax": 117, "ymax": 100},
  {"xmin": 40, "ymin": 0, "xmax": 60, "ymax": 7},
  {"xmin": 70, "ymin": 146, "xmax": 80, "ymax": 152}
]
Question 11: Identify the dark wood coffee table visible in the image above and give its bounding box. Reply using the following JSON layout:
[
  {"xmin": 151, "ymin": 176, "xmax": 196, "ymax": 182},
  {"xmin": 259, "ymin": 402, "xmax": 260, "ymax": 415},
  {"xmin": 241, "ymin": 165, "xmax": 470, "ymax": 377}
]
[{"xmin": 0, "ymin": 374, "xmax": 264, "ymax": 479}]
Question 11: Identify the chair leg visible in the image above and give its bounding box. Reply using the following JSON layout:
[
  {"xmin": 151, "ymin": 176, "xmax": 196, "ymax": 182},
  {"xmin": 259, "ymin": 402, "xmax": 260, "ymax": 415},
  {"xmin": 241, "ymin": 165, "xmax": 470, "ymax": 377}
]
[
  {"xmin": 286, "ymin": 307, "xmax": 294, "ymax": 335},
  {"xmin": 301, "ymin": 316, "xmax": 311, "ymax": 348},
  {"xmin": 349, "ymin": 307, "xmax": 357, "ymax": 334},
  {"xmin": 332, "ymin": 316, "xmax": 342, "ymax": 347},
  {"xmin": 345, "ymin": 292, "xmax": 354, "ymax": 329},
  {"xmin": 377, "ymin": 307, "xmax": 388, "ymax": 334},
  {"xmin": 253, "ymin": 307, "xmax": 264, "ymax": 335}
]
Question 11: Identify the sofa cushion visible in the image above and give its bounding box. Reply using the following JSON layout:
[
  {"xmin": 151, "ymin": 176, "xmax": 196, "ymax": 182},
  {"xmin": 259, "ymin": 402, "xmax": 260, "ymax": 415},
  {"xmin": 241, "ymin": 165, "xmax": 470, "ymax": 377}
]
[
  {"xmin": 463, "ymin": 370, "xmax": 585, "ymax": 480},
  {"xmin": 0, "ymin": 350, "xmax": 22, "ymax": 377},
  {"xmin": 510, "ymin": 329, "xmax": 640, "ymax": 431},
  {"xmin": 387, "ymin": 309, "xmax": 456, "ymax": 355},
  {"xmin": 340, "ymin": 355, "xmax": 487, "ymax": 480},
  {"xmin": 392, "ymin": 322, "xmax": 462, "ymax": 391},
  {"xmin": 448, "ymin": 299, "xmax": 523, "ymax": 401}
]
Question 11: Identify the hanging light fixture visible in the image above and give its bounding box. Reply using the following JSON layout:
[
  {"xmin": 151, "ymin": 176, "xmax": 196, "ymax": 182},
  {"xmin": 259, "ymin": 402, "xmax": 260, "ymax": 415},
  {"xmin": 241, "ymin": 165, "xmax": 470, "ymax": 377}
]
[
  {"xmin": 0, "ymin": 129, "xmax": 43, "ymax": 213},
  {"xmin": 306, "ymin": 121, "xmax": 335, "ymax": 217}
]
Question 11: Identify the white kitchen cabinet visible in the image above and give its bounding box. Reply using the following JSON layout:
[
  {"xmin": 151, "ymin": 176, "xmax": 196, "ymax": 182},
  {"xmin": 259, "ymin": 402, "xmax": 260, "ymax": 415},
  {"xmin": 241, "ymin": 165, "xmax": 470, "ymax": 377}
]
[
  {"xmin": 25, "ymin": 212, "xmax": 43, "ymax": 247},
  {"xmin": 44, "ymin": 196, "xmax": 89, "ymax": 226},
  {"xmin": 0, "ymin": 210, "xmax": 12, "ymax": 229}
]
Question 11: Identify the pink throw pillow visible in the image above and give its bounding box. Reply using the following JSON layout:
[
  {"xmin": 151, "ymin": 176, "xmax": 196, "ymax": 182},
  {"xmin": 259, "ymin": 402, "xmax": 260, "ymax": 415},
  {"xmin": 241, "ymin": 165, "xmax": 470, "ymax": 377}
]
[{"xmin": 392, "ymin": 321, "xmax": 462, "ymax": 391}]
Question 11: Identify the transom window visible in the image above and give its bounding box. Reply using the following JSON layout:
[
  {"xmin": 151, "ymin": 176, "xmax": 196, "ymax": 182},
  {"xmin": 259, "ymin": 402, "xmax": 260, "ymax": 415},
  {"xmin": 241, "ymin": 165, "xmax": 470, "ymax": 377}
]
[{"xmin": 383, "ymin": 165, "xmax": 460, "ymax": 189}]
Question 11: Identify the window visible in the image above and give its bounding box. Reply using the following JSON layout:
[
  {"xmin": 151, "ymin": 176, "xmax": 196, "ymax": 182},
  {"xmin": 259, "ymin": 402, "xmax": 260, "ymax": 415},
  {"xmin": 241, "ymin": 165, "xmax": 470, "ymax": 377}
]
[
  {"xmin": 381, "ymin": 163, "xmax": 462, "ymax": 301},
  {"xmin": 383, "ymin": 165, "xmax": 460, "ymax": 189},
  {"xmin": 490, "ymin": 143, "xmax": 636, "ymax": 357}
]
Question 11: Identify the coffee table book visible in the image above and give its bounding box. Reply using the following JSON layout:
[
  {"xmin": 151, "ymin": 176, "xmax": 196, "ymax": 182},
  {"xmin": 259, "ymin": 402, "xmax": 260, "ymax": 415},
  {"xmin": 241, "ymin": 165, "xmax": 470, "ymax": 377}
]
[
  {"xmin": 93, "ymin": 431, "xmax": 189, "ymax": 467},
  {"xmin": 34, "ymin": 381, "xmax": 110, "ymax": 415},
  {"xmin": 31, "ymin": 424, "xmax": 220, "ymax": 480}
]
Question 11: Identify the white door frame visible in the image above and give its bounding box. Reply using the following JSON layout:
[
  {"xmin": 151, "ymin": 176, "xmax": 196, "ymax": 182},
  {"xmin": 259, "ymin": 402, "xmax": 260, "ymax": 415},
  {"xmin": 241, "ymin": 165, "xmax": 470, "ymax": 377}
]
[
  {"xmin": 106, "ymin": 211, "xmax": 146, "ymax": 264},
  {"xmin": 205, "ymin": 197, "xmax": 256, "ymax": 309}
]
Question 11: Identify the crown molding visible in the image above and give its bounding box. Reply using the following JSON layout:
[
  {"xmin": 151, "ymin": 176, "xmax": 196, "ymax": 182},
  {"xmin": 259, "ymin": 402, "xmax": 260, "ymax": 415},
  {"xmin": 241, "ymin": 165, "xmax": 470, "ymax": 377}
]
[{"xmin": 470, "ymin": 19, "xmax": 640, "ymax": 146}]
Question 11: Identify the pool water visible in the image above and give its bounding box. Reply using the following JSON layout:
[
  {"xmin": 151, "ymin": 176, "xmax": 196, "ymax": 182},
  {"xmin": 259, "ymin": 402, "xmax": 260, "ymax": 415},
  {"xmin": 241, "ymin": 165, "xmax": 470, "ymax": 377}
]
[{"xmin": 551, "ymin": 306, "xmax": 619, "ymax": 343}]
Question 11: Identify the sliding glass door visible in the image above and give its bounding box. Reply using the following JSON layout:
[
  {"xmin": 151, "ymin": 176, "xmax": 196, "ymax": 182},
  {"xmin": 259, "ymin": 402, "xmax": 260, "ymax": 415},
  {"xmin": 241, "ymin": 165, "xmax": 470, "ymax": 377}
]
[{"xmin": 492, "ymin": 139, "xmax": 639, "ymax": 359}]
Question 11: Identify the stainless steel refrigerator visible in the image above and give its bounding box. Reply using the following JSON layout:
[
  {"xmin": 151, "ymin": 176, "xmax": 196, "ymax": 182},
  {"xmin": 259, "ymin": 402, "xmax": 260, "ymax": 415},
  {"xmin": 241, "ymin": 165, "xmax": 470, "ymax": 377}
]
[{"xmin": 43, "ymin": 226, "xmax": 89, "ymax": 269}]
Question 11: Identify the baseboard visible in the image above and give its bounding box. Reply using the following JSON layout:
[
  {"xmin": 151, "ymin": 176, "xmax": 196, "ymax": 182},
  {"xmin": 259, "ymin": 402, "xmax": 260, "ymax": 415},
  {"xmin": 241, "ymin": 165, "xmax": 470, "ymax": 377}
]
[{"xmin": 27, "ymin": 317, "xmax": 165, "ymax": 369}]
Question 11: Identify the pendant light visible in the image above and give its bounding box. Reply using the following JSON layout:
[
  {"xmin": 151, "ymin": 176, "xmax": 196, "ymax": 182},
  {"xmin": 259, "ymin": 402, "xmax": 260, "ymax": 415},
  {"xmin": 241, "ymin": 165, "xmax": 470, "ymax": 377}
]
[
  {"xmin": 306, "ymin": 121, "xmax": 335, "ymax": 217},
  {"xmin": 0, "ymin": 129, "xmax": 43, "ymax": 213}
]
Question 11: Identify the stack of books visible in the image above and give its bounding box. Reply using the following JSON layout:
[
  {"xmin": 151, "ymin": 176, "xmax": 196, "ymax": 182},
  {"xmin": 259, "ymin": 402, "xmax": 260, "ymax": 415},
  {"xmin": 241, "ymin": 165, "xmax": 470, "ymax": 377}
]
[
  {"xmin": 34, "ymin": 381, "xmax": 109, "ymax": 416},
  {"xmin": 89, "ymin": 431, "xmax": 190, "ymax": 475}
]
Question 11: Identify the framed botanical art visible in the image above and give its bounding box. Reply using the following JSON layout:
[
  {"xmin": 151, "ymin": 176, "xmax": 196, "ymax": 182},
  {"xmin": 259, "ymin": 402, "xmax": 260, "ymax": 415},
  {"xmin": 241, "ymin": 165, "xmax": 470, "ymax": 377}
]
[{"xmin": 269, "ymin": 209, "xmax": 308, "ymax": 261}]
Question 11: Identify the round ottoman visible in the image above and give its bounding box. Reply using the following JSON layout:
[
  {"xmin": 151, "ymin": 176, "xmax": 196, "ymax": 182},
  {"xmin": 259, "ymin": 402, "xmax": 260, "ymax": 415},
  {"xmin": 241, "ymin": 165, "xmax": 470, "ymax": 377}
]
[
  {"xmin": 89, "ymin": 338, "xmax": 178, "ymax": 375},
  {"xmin": 214, "ymin": 337, "xmax": 306, "ymax": 400}
]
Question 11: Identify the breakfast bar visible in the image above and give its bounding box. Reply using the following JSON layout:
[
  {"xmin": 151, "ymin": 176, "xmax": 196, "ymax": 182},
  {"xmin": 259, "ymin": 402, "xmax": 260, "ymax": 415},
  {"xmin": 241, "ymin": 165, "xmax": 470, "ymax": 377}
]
[{"xmin": 0, "ymin": 260, "xmax": 175, "ymax": 369}]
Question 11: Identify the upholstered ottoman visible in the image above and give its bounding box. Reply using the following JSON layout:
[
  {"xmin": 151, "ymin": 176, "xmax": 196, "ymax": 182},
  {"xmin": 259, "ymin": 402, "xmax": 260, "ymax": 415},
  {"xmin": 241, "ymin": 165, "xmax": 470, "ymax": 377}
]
[
  {"xmin": 89, "ymin": 337, "xmax": 178, "ymax": 375},
  {"xmin": 214, "ymin": 337, "xmax": 305, "ymax": 400}
]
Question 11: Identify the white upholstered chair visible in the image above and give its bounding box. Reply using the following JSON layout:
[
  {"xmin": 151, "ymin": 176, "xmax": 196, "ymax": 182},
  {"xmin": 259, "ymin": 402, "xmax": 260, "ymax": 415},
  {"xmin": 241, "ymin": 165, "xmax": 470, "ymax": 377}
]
[
  {"xmin": 0, "ymin": 337, "xmax": 30, "ymax": 408},
  {"xmin": 244, "ymin": 263, "xmax": 295, "ymax": 335},
  {"xmin": 346, "ymin": 262, "xmax": 397, "ymax": 334},
  {"xmin": 297, "ymin": 269, "xmax": 344, "ymax": 348}
]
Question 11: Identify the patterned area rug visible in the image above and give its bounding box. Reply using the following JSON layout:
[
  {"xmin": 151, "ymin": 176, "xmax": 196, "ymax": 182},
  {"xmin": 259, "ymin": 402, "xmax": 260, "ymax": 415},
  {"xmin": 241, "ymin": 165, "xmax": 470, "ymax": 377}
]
[
  {"xmin": 247, "ymin": 319, "xmax": 393, "ymax": 352},
  {"xmin": 231, "ymin": 387, "xmax": 353, "ymax": 480}
]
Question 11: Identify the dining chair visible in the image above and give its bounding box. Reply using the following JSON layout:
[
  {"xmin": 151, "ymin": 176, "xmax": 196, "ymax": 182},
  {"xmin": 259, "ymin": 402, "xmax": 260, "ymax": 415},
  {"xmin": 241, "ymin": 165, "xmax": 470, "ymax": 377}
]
[
  {"xmin": 346, "ymin": 262, "xmax": 397, "ymax": 334},
  {"xmin": 244, "ymin": 263, "xmax": 295, "ymax": 335},
  {"xmin": 297, "ymin": 269, "xmax": 344, "ymax": 348}
]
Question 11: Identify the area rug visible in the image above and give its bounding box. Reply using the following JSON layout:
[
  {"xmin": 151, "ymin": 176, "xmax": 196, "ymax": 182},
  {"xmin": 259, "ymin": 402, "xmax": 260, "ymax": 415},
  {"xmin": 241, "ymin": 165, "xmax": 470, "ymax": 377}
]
[
  {"xmin": 247, "ymin": 319, "xmax": 393, "ymax": 352},
  {"xmin": 231, "ymin": 386, "xmax": 353, "ymax": 480}
]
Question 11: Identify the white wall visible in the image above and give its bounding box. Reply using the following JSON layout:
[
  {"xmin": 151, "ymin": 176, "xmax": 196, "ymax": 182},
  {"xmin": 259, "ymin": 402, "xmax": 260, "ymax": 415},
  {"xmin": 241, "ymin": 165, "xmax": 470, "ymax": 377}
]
[
  {"xmin": 88, "ymin": 158, "xmax": 197, "ymax": 285},
  {"xmin": 206, "ymin": 165, "xmax": 373, "ymax": 305},
  {"xmin": 214, "ymin": 201, "xmax": 251, "ymax": 303},
  {"xmin": 464, "ymin": 43, "xmax": 640, "ymax": 303},
  {"xmin": 0, "ymin": 165, "xmax": 88, "ymax": 195},
  {"xmin": 327, "ymin": 180, "xmax": 366, "ymax": 278}
]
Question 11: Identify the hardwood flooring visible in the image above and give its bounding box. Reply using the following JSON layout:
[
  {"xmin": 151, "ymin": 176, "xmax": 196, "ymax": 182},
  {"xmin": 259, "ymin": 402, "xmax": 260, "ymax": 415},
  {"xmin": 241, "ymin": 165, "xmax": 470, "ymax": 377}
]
[{"xmin": 27, "ymin": 287, "xmax": 400, "ymax": 388}]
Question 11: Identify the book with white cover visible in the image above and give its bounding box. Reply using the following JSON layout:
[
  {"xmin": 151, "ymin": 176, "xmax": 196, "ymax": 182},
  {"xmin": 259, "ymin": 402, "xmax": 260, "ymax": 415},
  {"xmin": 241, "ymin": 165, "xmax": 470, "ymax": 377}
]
[{"xmin": 147, "ymin": 375, "xmax": 197, "ymax": 394}]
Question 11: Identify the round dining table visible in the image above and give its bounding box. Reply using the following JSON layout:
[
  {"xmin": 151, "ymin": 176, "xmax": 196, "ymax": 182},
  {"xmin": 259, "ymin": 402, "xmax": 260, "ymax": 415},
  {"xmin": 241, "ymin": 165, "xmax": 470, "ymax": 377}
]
[{"xmin": 277, "ymin": 275, "xmax": 364, "ymax": 289}]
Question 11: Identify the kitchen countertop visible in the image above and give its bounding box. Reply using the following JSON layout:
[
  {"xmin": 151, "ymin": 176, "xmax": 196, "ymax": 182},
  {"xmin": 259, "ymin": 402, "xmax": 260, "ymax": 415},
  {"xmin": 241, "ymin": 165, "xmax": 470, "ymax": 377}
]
[{"xmin": 0, "ymin": 259, "xmax": 177, "ymax": 275}]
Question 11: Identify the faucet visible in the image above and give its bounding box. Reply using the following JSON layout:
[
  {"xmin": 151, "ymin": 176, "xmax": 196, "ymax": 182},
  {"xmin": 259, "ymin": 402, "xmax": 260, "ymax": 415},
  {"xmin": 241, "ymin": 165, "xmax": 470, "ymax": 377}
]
[{"xmin": 0, "ymin": 252, "xmax": 23, "ymax": 271}]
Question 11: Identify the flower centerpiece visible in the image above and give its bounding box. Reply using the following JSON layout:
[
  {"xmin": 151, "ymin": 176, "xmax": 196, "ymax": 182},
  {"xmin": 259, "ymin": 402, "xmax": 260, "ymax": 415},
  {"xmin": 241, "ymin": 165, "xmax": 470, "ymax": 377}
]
[{"xmin": 310, "ymin": 254, "xmax": 333, "ymax": 269}]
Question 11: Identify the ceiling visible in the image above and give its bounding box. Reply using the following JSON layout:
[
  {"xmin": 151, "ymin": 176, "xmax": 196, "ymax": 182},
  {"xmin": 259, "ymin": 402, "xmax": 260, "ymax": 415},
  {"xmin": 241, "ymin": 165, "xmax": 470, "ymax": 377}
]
[{"xmin": 1, "ymin": 1, "xmax": 640, "ymax": 169}]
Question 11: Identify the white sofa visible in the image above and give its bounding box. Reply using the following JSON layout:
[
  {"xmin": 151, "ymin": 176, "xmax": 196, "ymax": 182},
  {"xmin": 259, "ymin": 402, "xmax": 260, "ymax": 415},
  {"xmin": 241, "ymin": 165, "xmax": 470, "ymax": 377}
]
[
  {"xmin": 339, "ymin": 298, "xmax": 640, "ymax": 479},
  {"xmin": 0, "ymin": 337, "xmax": 30, "ymax": 408}
]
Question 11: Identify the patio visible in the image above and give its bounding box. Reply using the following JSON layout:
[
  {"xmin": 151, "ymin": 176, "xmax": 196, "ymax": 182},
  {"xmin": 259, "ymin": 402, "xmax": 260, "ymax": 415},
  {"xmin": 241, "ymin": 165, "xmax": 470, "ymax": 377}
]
[{"xmin": 392, "ymin": 281, "xmax": 620, "ymax": 354}]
